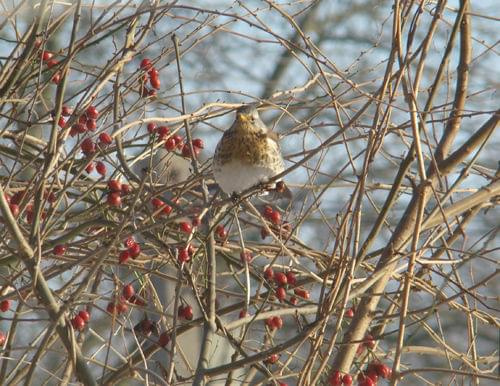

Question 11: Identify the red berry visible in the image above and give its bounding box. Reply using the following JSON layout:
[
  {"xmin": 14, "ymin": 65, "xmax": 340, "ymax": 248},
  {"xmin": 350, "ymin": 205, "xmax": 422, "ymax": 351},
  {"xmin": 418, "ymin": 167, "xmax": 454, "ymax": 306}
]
[
  {"xmin": 71, "ymin": 315, "xmax": 85, "ymax": 331},
  {"xmin": 148, "ymin": 89, "xmax": 157, "ymax": 97},
  {"xmin": 269, "ymin": 210, "xmax": 281, "ymax": 225},
  {"xmin": 10, "ymin": 191, "xmax": 26, "ymax": 205},
  {"xmin": 286, "ymin": 271, "xmax": 296, "ymax": 286},
  {"xmin": 156, "ymin": 125, "xmax": 169, "ymax": 139},
  {"xmin": 121, "ymin": 184, "xmax": 131, "ymax": 195},
  {"xmin": 46, "ymin": 58, "xmax": 59, "ymax": 68},
  {"xmin": 128, "ymin": 243, "xmax": 141, "ymax": 258},
  {"xmin": 264, "ymin": 354, "xmax": 279, "ymax": 364},
  {"xmin": 106, "ymin": 302, "xmax": 116, "ymax": 314},
  {"xmin": 96, "ymin": 161, "xmax": 106, "ymax": 176},
  {"xmin": 215, "ymin": 225, "xmax": 227, "ymax": 239},
  {"xmin": 240, "ymin": 251, "xmax": 252, "ymax": 263},
  {"xmin": 150, "ymin": 75, "xmax": 160, "ymax": 89},
  {"xmin": 78, "ymin": 310, "xmax": 90, "ymax": 322},
  {"xmin": 263, "ymin": 205, "xmax": 274, "ymax": 219},
  {"xmin": 85, "ymin": 162, "xmax": 95, "ymax": 174},
  {"xmin": 275, "ymin": 272, "xmax": 288, "ymax": 286},
  {"xmin": 62, "ymin": 105, "xmax": 72, "ymax": 116},
  {"xmin": 107, "ymin": 192, "xmax": 122, "ymax": 207},
  {"xmin": 342, "ymin": 374, "xmax": 353, "ymax": 385},
  {"xmin": 119, "ymin": 250, "xmax": 130, "ymax": 264},
  {"xmin": 122, "ymin": 284, "xmax": 135, "ymax": 300},
  {"xmin": 164, "ymin": 137, "xmax": 176, "ymax": 151},
  {"xmin": 366, "ymin": 370, "xmax": 379, "ymax": 383},
  {"xmin": 123, "ymin": 236, "xmax": 136, "ymax": 248},
  {"xmin": 148, "ymin": 68, "xmax": 159, "ymax": 78},
  {"xmin": 271, "ymin": 316, "xmax": 283, "ymax": 329},
  {"xmin": 192, "ymin": 216, "xmax": 201, "ymax": 227},
  {"xmin": 158, "ymin": 331, "xmax": 170, "ymax": 347},
  {"xmin": 192, "ymin": 138, "xmax": 204, "ymax": 149},
  {"xmin": 151, "ymin": 198, "xmax": 164, "ymax": 208},
  {"xmin": 181, "ymin": 144, "xmax": 195, "ymax": 158},
  {"xmin": 178, "ymin": 305, "xmax": 193, "ymax": 320},
  {"xmin": 0, "ymin": 331, "xmax": 5, "ymax": 346},
  {"xmin": 79, "ymin": 115, "xmax": 88, "ymax": 124},
  {"xmin": 329, "ymin": 370, "xmax": 342, "ymax": 386},
  {"xmin": 86, "ymin": 118, "xmax": 97, "ymax": 131},
  {"xmin": 98, "ymin": 132, "xmax": 112, "ymax": 146},
  {"xmin": 357, "ymin": 374, "xmax": 375, "ymax": 386},
  {"xmin": 373, "ymin": 362, "xmax": 391, "ymax": 379},
  {"xmin": 116, "ymin": 300, "xmax": 128, "ymax": 314},
  {"xmin": 276, "ymin": 286, "xmax": 286, "ymax": 301},
  {"xmin": 293, "ymin": 288, "xmax": 310, "ymax": 299},
  {"xmin": 290, "ymin": 296, "xmax": 298, "ymax": 305},
  {"xmin": 364, "ymin": 334, "xmax": 375, "ymax": 349},
  {"xmin": 173, "ymin": 134, "xmax": 183, "ymax": 146},
  {"xmin": 264, "ymin": 267, "xmax": 274, "ymax": 281},
  {"xmin": 108, "ymin": 179, "xmax": 122, "ymax": 192},
  {"xmin": 345, "ymin": 307, "xmax": 355, "ymax": 318},
  {"xmin": 179, "ymin": 221, "xmax": 192, "ymax": 234},
  {"xmin": 0, "ymin": 300, "xmax": 10, "ymax": 312},
  {"xmin": 9, "ymin": 203, "xmax": 19, "ymax": 217},
  {"xmin": 41, "ymin": 51, "xmax": 53, "ymax": 61},
  {"xmin": 53, "ymin": 244, "xmax": 66, "ymax": 255},
  {"xmin": 147, "ymin": 122, "xmax": 157, "ymax": 134},
  {"xmin": 178, "ymin": 247, "xmax": 190, "ymax": 263},
  {"xmin": 140, "ymin": 58, "xmax": 152, "ymax": 70},
  {"xmin": 239, "ymin": 309, "xmax": 249, "ymax": 318},
  {"xmin": 183, "ymin": 305, "xmax": 193, "ymax": 320},
  {"xmin": 58, "ymin": 116, "xmax": 66, "ymax": 128},
  {"xmin": 86, "ymin": 105, "xmax": 99, "ymax": 119},
  {"xmin": 73, "ymin": 122, "xmax": 86, "ymax": 134},
  {"xmin": 51, "ymin": 71, "xmax": 61, "ymax": 84}
]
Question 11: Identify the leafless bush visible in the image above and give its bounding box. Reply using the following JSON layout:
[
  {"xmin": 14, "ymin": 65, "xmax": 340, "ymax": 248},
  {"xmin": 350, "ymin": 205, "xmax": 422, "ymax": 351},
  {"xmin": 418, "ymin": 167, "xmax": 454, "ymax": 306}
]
[{"xmin": 0, "ymin": 1, "xmax": 498, "ymax": 385}]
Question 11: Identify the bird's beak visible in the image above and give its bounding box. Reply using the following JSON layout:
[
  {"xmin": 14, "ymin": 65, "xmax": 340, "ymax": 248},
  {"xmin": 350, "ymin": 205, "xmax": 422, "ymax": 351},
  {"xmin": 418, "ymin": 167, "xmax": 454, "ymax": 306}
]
[{"xmin": 237, "ymin": 113, "xmax": 250, "ymax": 123}]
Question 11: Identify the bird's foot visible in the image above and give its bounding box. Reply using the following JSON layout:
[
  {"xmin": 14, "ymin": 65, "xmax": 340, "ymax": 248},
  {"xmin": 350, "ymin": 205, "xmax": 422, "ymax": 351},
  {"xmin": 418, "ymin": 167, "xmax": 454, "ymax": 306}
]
[{"xmin": 230, "ymin": 191, "xmax": 241, "ymax": 203}]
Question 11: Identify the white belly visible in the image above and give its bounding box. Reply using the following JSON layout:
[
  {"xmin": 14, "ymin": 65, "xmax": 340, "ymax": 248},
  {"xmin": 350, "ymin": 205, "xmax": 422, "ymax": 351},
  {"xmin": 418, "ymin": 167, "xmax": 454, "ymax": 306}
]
[{"xmin": 213, "ymin": 159, "xmax": 282, "ymax": 194}]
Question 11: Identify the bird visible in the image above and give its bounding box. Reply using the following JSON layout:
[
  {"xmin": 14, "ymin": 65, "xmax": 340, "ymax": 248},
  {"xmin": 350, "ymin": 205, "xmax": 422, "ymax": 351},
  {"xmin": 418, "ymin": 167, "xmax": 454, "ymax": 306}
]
[{"xmin": 213, "ymin": 105, "xmax": 289, "ymax": 197}]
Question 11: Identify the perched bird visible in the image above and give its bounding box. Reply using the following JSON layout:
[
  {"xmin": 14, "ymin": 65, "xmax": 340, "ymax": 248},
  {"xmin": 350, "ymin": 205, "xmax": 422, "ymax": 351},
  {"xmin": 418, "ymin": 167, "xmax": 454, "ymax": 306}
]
[{"xmin": 213, "ymin": 105, "xmax": 288, "ymax": 196}]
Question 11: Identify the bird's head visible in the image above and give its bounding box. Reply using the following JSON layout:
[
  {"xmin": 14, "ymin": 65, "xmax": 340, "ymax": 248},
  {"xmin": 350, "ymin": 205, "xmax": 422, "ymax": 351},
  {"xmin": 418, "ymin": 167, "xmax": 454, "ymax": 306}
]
[{"xmin": 235, "ymin": 105, "xmax": 267, "ymax": 132}]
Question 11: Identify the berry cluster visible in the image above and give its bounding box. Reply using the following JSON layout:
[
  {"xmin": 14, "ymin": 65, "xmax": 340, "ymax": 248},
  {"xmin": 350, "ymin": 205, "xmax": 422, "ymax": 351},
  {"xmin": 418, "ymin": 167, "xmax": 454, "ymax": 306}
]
[
  {"xmin": 146, "ymin": 121, "xmax": 204, "ymax": 160},
  {"xmin": 357, "ymin": 361, "xmax": 392, "ymax": 385},
  {"xmin": 139, "ymin": 58, "xmax": 160, "ymax": 97},
  {"xmin": 356, "ymin": 333, "xmax": 375, "ymax": 355},
  {"xmin": 40, "ymin": 50, "xmax": 62, "ymax": 84},
  {"xmin": 215, "ymin": 224, "xmax": 228, "ymax": 241},
  {"xmin": 70, "ymin": 309, "xmax": 90, "ymax": 331},
  {"xmin": 265, "ymin": 315, "xmax": 284, "ymax": 330},
  {"xmin": 0, "ymin": 299, "xmax": 11, "ymax": 312},
  {"xmin": 106, "ymin": 179, "xmax": 131, "ymax": 207},
  {"xmin": 72, "ymin": 105, "xmax": 100, "ymax": 138},
  {"xmin": 177, "ymin": 243, "xmax": 195, "ymax": 263},
  {"xmin": 118, "ymin": 236, "xmax": 141, "ymax": 264},
  {"xmin": 264, "ymin": 267, "xmax": 310, "ymax": 305},
  {"xmin": 151, "ymin": 197, "xmax": 173, "ymax": 216},
  {"xmin": 260, "ymin": 205, "xmax": 292, "ymax": 239},
  {"xmin": 4, "ymin": 188, "xmax": 55, "ymax": 224},
  {"xmin": 329, "ymin": 370, "xmax": 353, "ymax": 385}
]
